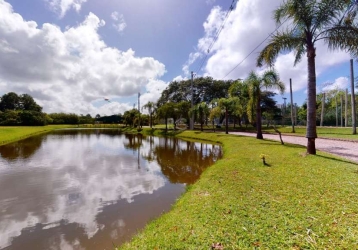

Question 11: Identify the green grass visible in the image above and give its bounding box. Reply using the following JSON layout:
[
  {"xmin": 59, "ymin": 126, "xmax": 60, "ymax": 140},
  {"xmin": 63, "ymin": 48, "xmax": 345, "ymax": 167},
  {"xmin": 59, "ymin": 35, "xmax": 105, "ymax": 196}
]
[
  {"xmin": 0, "ymin": 125, "xmax": 75, "ymax": 146},
  {"xmin": 119, "ymin": 130, "xmax": 358, "ymax": 249}
]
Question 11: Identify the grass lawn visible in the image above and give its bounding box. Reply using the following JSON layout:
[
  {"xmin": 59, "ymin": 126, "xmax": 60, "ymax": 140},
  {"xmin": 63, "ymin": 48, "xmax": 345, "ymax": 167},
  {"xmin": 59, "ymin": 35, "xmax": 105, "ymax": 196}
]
[
  {"xmin": 0, "ymin": 125, "xmax": 74, "ymax": 145},
  {"xmin": 119, "ymin": 130, "xmax": 358, "ymax": 249}
]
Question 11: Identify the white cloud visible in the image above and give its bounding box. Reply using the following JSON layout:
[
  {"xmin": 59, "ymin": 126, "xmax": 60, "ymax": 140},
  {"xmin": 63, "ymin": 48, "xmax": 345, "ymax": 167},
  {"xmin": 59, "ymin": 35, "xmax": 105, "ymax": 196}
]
[
  {"xmin": 111, "ymin": 11, "xmax": 127, "ymax": 33},
  {"xmin": 321, "ymin": 77, "xmax": 349, "ymax": 92},
  {"xmin": 184, "ymin": 0, "xmax": 351, "ymax": 95},
  {"xmin": 140, "ymin": 79, "xmax": 168, "ymax": 113},
  {"xmin": 0, "ymin": 1, "xmax": 166, "ymax": 115},
  {"xmin": 46, "ymin": 0, "xmax": 88, "ymax": 18}
]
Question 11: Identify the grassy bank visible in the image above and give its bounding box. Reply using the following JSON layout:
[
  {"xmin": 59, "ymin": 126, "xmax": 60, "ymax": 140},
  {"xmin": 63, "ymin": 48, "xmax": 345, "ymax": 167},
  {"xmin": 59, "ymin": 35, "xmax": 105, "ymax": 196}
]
[
  {"xmin": 120, "ymin": 130, "xmax": 358, "ymax": 249},
  {"xmin": 0, "ymin": 125, "xmax": 77, "ymax": 146}
]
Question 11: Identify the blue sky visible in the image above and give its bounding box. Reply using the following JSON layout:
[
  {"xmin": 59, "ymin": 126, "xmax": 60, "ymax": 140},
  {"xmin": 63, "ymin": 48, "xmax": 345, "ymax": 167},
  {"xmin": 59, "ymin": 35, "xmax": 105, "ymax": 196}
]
[{"xmin": 0, "ymin": 0, "xmax": 356, "ymax": 115}]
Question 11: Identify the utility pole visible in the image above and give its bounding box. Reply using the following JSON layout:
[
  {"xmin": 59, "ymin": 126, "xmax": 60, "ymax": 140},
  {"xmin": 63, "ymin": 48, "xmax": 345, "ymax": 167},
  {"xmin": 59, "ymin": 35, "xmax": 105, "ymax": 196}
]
[
  {"xmin": 336, "ymin": 96, "xmax": 338, "ymax": 127},
  {"xmin": 320, "ymin": 92, "xmax": 325, "ymax": 127},
  {"xmin": 341, "ymin": 95, "xmax": 343, "ymax": 127},
  {"xmin": 350, "ymin": 59, "xmax": 356, "ymax": 134},
  {"xmin": 190, "ymin": 71, "xmax": 194, "ymax": 130},
  {"xmin": 295, "ymin": 103, "xmax": 298, "ymax": 125},
  {"xmin": 138, "ymin": 92, "xmax": 141, "ymax": 128},
  {"xmin": 345, "ymin": 88, "xmax": 348, "ymax": 127},
  {"xmin": 290, "ymin": 79, "xmax": 295, "ymax": 132},
  {"xmin": 282, "ymin": 97, "xmax": 287, "ymax": 126}
]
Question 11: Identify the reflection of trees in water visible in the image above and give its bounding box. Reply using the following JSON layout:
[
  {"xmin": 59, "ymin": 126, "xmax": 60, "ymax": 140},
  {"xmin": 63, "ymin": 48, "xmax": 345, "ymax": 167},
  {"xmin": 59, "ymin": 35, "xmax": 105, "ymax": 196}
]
[
  {"xmin": 0, "ymin": 129, "xmax": 124, "ymax": 161},
  {"xmin": 52, "ymin": 129, "xmax": 122, "ymax": 138},
  {"xmin": 123, "ymin": 134, "xmax": 143, "ymax": 151},
  {"xmin": 0, "ymin": 135, "xmax": 44, "ymax": 160},
  {"xmin": 153, "ymin": 137, "xmax": 222, "ymax": 184}
]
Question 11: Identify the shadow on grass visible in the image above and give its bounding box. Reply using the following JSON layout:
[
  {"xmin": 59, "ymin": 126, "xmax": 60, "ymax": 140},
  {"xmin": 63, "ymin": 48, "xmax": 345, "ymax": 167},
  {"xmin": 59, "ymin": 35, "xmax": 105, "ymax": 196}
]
[
  {"xmin": 262, "ymin": 142, "xmax": 305, "ymax": 149},
  {"xmin": 315, "ymin": 154, "xmax": 358, "ymax": 165}
]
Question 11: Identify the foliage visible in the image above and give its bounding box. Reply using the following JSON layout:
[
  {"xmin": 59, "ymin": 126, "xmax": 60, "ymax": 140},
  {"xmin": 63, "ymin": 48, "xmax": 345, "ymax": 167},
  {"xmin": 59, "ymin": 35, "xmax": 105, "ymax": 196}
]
[
  {"xmin": 48, "ymin": 113, "xmax": 79, "ymax": 125},
  {"xmin": 0, "ymin": 92, "xmax": 46, "ymax": 126},
  {"xmin": 190, "ymin": 102, "xmax": 210, "ymax": 131},
  {"xmin": 123, "ymin": 109, "xmax": 140, "ymax": 127},
  {"xmin": 157, "ymin": 77, "xmax": 233, "ymax": 107},
  {"xmin": 95, "ymin": 114, "xmax": 122, "ymax": 124},
  {"xmin": 245, "ymin": 70, "xmax": 285, "ymax": 139}
]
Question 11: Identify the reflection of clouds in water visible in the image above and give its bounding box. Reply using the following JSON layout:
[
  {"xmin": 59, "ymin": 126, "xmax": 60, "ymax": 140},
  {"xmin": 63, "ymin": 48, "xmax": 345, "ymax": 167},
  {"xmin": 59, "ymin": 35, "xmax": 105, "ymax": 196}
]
[
  {"xmin": 110, "ymin": 219, "xmax": 125, "ymax": 240},
  {"xmin": 49, "ymin": 235, "xmax": 84, "ymax": 250},
  {"xmin": 0, "ymin": 134, "xmax": 165, "ymax": 248}
]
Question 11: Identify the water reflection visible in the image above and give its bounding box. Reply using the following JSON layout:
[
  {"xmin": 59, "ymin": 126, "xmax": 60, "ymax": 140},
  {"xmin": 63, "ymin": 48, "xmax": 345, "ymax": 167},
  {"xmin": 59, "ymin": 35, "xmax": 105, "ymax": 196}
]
[{"xmin": 0, "ymin": 130, "xmax": 222, "ymax": 249}]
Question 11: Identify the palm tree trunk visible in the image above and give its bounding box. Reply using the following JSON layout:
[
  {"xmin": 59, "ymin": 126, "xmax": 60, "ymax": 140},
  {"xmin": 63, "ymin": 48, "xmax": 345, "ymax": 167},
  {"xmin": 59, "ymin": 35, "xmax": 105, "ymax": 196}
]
[
  {"xmin": 225, "ymin": 107, "xmax": 228, "ymax": 134},
  {"xmin": 256, "ymin": 90, "xmax": 263, "ymax": 139},
  {"xmin": 306, "ymin": 46, "xmax": 317, "ymax": 154}
]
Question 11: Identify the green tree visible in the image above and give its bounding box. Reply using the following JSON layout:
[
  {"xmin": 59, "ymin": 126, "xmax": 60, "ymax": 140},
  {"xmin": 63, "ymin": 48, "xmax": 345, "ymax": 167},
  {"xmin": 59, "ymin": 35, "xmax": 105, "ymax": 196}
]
[
  {"xmin": 229, "ymin": 80, "xmax": 250, "ymax": 127},
  {"xmin": 19, "ymin": 94, "xmax": 42, "ymax": 112},
  {"xmin": 218, "ymin": 98, "xmax": 237, "ymax": 134},
  {"xmin": 245, "ymin": 70, "xmax": 285, "ymax": 139},
  {"xmin": 190, "ymin": 102, "xmax": 210, "ymax": 131},
  {"xmin": 0, "ymin": 92, "xmax": 20, "ymax": 111},
  {"xmin": 143, "ymin": 101, "xmax": 156, "ymax": 128},
  {"xmin": 257, "ymin": 0, "xmax": 358, "ymax": 154}
]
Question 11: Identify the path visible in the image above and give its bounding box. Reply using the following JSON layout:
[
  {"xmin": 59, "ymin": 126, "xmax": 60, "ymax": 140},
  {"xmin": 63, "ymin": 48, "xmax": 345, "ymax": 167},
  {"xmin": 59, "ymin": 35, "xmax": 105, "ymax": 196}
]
[{"xmin": 231, "ymin": 132, "xmax": 358, "ymax": 164}]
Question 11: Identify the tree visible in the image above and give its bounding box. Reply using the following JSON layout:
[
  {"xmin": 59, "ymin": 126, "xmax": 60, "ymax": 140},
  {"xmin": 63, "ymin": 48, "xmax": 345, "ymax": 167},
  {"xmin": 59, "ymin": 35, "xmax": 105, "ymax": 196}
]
[
  {"xmin": 143, "ymin": 101, "xmax": 155, "ymax": 128},
  {"xmin": 229, "ymin": 80, "xmax": 250, "ymax": 127},
  {"xmin": 190, "ymin": 102, "xmax": 210, "ymax": 131},
  {"xmin": 217, "ymin": 98, "xmax": 237, "ymax": 134},
  {"xmin": 19, "ymin": 94, "xmax": 42, "ymax": 112},
  {"xmin": 245, "ymin": 70, "xmax": 285, "ymax": 139},
  {"xmin": 0, "ymin": 92, "xmax": 20, "ymax": 111},
  {"xmin": 257, "ymin": 0, "xmax": 358, "ymax": 154}
]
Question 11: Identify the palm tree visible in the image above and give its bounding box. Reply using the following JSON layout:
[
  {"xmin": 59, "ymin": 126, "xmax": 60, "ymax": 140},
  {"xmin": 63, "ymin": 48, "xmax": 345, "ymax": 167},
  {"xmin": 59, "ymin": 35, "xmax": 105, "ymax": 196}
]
[
  {"xmin": 257, "ymin": 0, "xmax": 358, "ymax": 154},
  {"xmin": 245, "ymin": 70, "xmax": 285, "ymax": 139},
  {"xmin": 143, "ymin": 101, "xmax": 155, "ymax": 128}
]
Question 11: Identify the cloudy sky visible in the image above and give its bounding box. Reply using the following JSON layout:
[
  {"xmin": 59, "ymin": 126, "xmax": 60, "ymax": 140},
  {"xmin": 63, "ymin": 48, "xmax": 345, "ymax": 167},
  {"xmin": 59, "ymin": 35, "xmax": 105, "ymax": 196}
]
[{"xmin": 0, "ymin": 0, "xmax": 356, "ymax": 116}]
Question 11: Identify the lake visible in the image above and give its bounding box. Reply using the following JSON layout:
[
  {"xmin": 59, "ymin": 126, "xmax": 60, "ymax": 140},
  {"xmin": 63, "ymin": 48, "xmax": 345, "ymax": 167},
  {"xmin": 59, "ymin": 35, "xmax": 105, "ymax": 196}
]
[{"xmin": 0, "ymin": 129, "xmax": 222, "ymax": 250}]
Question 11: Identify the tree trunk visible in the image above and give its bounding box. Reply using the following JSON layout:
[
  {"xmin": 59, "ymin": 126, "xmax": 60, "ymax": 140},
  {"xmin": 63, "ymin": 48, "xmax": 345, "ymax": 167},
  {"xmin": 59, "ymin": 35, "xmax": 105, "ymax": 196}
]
[
  {"xmin": 350, "ymin": 59, "xmax": 356, "ymax": 134},
  {"xmin": 306, "ymin": 45, "xmax": 317, "ymax": 154},
  {"xmin": 290, "ymin": 78, "xmax": 295, "ymax": 133},
  {"xmin": 225, "ymin": 107, "xmax": 228, "ymax": 134},
  {"xmin": 345, "ymin": 88, "xmax": 348, "ymax": 127},
  {"xmin": 320, "ymin": 92, "xmax": 325, "ymax": 126},
  {"xmin": 256, "ymin": 90, "xmax": 263, "ymax": 139}
]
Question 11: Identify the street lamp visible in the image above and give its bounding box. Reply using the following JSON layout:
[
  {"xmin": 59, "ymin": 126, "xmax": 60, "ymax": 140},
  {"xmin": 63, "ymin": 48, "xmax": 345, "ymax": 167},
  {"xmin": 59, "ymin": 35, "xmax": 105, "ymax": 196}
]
[{"xmin": 190, "ymin": 71, "xmax": 196, "ymax": 130}]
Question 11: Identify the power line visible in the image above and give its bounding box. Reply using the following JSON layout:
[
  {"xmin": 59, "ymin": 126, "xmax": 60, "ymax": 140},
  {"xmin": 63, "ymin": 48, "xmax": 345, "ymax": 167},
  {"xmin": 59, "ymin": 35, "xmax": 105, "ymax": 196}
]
[
  {"xmin": 222, "ymin": 19, "xmax": 288, "ymax": 80},
  {"xmin": 195, "ymin": 0, "xmax": 238, "ymax": 73}
]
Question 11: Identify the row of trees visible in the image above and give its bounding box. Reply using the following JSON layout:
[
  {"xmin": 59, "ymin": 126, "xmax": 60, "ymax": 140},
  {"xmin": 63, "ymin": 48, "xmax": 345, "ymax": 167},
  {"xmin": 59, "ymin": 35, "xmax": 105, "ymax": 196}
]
[
  {"xmin": 0, "ymin": 92, "xmax": 47, "ymax": 125},
  {"xmin": 122, "ymin": 73, "xmax": 285, "ymax": 139}
]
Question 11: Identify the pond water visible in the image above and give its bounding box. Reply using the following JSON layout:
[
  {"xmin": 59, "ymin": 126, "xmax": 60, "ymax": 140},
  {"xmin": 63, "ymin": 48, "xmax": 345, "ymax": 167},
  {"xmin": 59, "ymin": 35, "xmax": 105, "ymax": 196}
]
[{"xmin": 0, "ymin": 129, "xmax": 222, "ymax": 250}]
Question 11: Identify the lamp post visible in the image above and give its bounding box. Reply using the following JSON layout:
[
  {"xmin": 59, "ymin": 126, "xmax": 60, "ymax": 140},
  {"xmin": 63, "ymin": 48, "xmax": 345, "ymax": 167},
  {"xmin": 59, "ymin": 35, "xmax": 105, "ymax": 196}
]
[
  {"xmin": 138, "ymin": 92, "xmax": 141, "ymax": 128},
  {"xmin": 282, "ymin": 97, "xmax": 287, "ymax": 126},
  {"xmin": 190, "ymin": 71, "xmax": 195, "ymax": 130}
]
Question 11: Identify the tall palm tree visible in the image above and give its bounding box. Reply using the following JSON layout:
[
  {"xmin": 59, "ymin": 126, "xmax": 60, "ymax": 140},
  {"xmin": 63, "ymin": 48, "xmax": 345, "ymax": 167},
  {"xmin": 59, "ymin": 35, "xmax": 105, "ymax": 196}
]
[
  {"xmin": 257, "ymin": 0, "xmax": 358, "ymax": 154},
  {"xmin": 245, "ymin": 70, "xmax": 285, "ymax": 139},
  {"xmin": 142, "ymin": 101, "xmax": 155, "ymax": 128}
]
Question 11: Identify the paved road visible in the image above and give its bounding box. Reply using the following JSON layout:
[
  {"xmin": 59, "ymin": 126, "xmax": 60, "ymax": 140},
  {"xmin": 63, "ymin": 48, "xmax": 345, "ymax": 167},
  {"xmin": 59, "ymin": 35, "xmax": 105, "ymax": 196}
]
[{"xmin": 231, "ymin": 132, "xmax": 358, "ymax": 164}]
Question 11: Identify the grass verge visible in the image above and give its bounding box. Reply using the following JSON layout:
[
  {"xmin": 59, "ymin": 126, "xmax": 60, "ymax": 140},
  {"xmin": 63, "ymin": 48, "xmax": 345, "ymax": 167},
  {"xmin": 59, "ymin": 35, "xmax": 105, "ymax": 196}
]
[
  {"xmin": 119, "ymin": 130, "xmax": 358, "ymax": 249},
  {"xmin": 0, "ymin": 125, "xmax": 76, "ymax": 146}
]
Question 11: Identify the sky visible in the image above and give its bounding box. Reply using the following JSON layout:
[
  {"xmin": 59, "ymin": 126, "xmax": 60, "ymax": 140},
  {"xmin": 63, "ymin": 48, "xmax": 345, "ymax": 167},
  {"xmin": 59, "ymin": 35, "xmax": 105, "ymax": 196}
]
[{"xmin": 0, "ymin": 0, "xmax": 356, "ymax": 116}]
